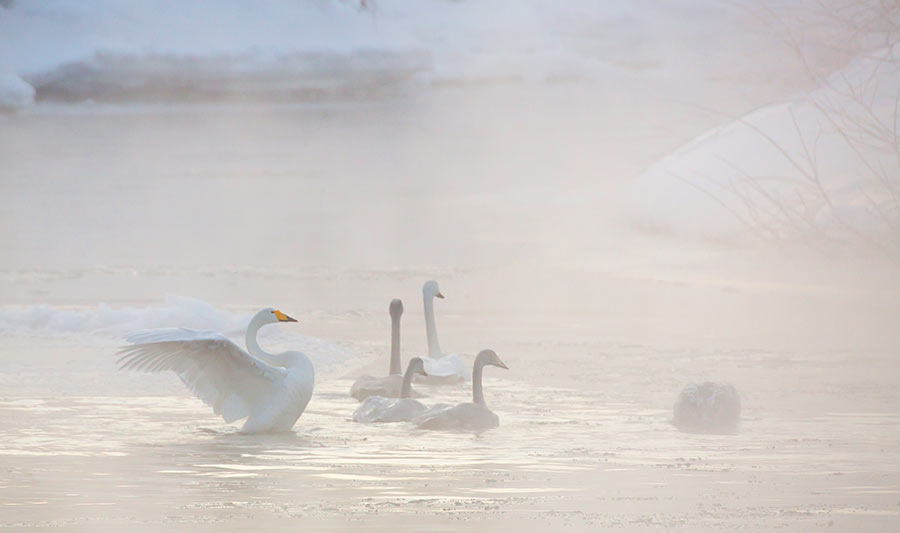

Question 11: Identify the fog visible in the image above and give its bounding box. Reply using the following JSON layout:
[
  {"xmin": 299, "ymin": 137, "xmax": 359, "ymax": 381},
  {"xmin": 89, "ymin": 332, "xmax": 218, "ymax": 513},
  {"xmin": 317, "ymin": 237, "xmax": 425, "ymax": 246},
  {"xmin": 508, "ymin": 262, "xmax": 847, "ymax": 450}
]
[{"xmin": 1, "ymin": 1, "xmax": 898, "ymax": 531}]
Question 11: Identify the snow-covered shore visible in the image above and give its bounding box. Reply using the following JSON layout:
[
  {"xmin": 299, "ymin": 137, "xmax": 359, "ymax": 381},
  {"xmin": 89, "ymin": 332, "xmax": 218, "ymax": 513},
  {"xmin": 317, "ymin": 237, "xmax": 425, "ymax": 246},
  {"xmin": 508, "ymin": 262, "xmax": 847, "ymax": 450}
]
[
  {"xmin": 0, "ymin": 0, "xmax": 816, "ymax": 109},
  {"xmin": 631, "ymin": 42, "xmax": 900, "ymax": 257}
]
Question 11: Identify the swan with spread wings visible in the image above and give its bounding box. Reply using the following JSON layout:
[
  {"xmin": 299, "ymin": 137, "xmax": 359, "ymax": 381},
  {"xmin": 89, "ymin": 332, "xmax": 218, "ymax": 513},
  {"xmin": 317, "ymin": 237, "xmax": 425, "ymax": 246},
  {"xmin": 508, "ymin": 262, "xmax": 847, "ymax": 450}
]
[{"xmin": 117, "ymin": 308, "xmax": 314, "ymax": 433}]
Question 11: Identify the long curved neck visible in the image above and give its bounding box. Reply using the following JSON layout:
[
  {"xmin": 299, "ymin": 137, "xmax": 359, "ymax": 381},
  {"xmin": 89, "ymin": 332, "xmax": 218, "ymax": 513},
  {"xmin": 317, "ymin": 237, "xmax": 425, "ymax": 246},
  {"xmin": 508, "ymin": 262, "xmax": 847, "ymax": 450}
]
[
  {"xmin": 423, "ymin": 295, "xmax": 441, "ymax": 357},
  {"xmin": 246, "ymin": 314, "xmax": 287, "ymax": 367},
  {"xmin": 400, "ymin": 365, "xmax": 416, "ymax": 399},
  {"xmin": 472, "ymin": 361, "xmax": 486, "ymax": 406},
  {"xmin": 245, "ymin": 315, "xmax": 269, "ymax": 358},
  {"xmin": 389, "ymin": 313, "xmax": 401, "ymax": 375}
]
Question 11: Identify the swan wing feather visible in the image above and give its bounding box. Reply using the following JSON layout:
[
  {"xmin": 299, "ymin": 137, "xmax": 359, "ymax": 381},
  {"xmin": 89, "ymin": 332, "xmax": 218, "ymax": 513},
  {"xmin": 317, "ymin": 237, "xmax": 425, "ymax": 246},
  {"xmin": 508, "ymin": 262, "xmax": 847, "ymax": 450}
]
[
  {"xmin": 118, "ymin": 328, "xmax": 287, "ymax": 423},
  {"xmin": 353, "ymin": 397, "xmax": 426, "ymax": 423}
]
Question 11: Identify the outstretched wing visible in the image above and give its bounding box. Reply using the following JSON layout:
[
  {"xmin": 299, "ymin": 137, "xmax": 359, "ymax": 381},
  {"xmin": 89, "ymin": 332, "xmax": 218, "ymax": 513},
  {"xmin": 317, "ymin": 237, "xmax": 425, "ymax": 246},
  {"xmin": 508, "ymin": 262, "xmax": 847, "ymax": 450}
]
[{"xmin": 118, "ymin": 328, "xmax": 287, "ymax": 423}]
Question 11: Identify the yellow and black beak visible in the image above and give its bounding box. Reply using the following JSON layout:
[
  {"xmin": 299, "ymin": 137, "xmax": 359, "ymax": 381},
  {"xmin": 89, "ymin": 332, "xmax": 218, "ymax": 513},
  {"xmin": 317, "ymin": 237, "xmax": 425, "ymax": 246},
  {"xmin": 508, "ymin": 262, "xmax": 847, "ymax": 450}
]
[{"xmin": 273, "ymin": 310, "xmax": 298, "ymax": 323}]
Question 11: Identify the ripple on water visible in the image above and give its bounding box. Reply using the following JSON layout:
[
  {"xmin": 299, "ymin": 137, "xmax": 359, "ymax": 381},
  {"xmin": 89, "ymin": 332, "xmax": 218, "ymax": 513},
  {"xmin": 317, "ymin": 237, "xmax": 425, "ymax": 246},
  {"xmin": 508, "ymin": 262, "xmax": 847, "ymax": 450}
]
[{"xmin": 2, "ymin": 370, "xmax": 899, "ymax": 528}]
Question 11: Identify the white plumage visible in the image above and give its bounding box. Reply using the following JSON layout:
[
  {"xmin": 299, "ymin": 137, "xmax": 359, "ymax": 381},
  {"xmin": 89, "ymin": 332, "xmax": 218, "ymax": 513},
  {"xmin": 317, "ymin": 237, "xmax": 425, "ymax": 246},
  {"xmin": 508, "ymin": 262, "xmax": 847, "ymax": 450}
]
[
  {"xmin": 117, "ymin": 308, "xmax": 314, "ymax": 433},
  {"xmin": 420, "ymin": 355, "xmax": 469, "ymax": 382},
  {"xmin": 417, "ymin": 280, "xmax": 470, "ymax": 383},
  {"xmin": 353, "ymin": 357, "xmax": 428, "ymax": 423},
  {"xmin": 353, "ymin": 397, "xmax": 428, "ymax": 424}
]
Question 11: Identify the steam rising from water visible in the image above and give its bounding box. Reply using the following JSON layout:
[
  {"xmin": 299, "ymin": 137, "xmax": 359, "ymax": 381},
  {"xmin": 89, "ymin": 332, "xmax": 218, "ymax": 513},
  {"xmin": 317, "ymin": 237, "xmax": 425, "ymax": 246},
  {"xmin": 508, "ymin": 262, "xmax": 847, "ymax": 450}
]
[{"xmin": 1, "ymin": 0, "xmax": 899, "ymax": 530}]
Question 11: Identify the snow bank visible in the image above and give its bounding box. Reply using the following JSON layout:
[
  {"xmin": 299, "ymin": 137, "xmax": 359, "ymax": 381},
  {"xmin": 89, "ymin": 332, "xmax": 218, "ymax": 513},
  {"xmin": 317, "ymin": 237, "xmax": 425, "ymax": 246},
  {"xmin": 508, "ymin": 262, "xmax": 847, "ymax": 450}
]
[
  {"xmin": 0, "ymin": 72, "xmax": 34, "ymax": 108},
  {"xmin": 0, "ymin": 295, "xmax": 357, "ymax": 373},
  {"xmin": 0, "ymin": 0, "xmax": 761, "ymax": 108},
  {"xmin": 0, "ymin": 295, "xmax": 237, "ymax": 337},
  {"xmin": 630, "ymin": 43, "xmax": 900, "ymax": 255}
]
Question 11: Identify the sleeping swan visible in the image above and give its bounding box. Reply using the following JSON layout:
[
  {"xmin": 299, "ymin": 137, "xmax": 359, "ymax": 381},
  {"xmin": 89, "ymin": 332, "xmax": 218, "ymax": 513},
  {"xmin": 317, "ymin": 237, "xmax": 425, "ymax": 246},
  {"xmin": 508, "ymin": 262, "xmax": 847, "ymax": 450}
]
[
  {"xmin": 413, "ymin": 349, "xmax": 507, "ymax": 431},
  {"xmin": 352, "ymin": 358, "xmax": 429, "ymax": 423},
  {"xmin": 418, "ymin": 280, "xmax": 470, "ymax": 383},
  {"xmin": 673, "ymin": 382, "xmax": 741, "ymax": 434},
  {"xmin": 350, "ymin": 299, "xmax": 423, "ymax": 401},
  {"xmin": 117, "ymin": 308, "xmax": 314, "ymax": 433}
]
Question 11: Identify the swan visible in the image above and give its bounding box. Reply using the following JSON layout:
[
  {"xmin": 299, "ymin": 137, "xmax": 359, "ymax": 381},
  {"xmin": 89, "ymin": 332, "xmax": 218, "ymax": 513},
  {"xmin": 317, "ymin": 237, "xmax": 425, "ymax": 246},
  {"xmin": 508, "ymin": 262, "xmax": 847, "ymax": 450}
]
[
  {"xmin": 413, "ymin": 349, "xmax": 507, "ymax": 431},
  {"xmin": 352, "ymin": 358, "xmax": 429, "ymax": 423},
  {"xmin": 673, "ymin": 382, "xmax": 741, "ymax": 434},
  {"xmin": 350, "ymin": 299, "xmax": 423, "ymax": 401},
  {"xmin": 418, "ymin": 280, "xmax": 470, "ymax": 382},
  {"xmin": 117, "ymin": 308, "xmax": 315, "ymax": 433}
]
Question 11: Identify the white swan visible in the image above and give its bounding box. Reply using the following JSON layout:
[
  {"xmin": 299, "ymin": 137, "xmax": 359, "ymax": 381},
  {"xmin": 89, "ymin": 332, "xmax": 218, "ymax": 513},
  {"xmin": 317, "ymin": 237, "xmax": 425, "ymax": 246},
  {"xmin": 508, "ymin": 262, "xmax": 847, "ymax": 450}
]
[
  {"xmin": 673, "ymin": 382, "xmax": 741, "ymax": 434},
  {"xmin": 350, "ymin": 299, "xmax": 423, "ymax": 401},
  {"xmin": 117, "ymin": 308, "xmax": 314, "ymax": 433},
  {"xmin": 418, "ymin": 280, "xmax": 470, "ymax": 382},
  {"xmin": 413, "ymin": 349, "xmax": 507, "ymax": 431},
  {"xmin": 352, "ymin": 358, "xmax": 429, "ymax": 423}
]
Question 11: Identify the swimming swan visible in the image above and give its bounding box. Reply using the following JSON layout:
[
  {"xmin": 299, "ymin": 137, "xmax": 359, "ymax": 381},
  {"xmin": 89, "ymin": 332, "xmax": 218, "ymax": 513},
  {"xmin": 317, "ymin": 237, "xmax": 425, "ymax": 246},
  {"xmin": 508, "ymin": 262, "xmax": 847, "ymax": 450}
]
[
  {"xmin": 673, "ymin": 382, "xmax": 741, "ymax": 434},
  {"xmin": 352, "ymin": 357, "xmax": 429, "ymax": 423},
  {"xmin": 413, "ymin": 349, "xmax": 507, "ymax": 431},
  {"xmin": 117, "ymin": 308, "xmax": 314, "ymax": 433},
  {"xmin": 418, "ymin": 280, "xmax": 469, "ymax": 382},
  {"xmin": 350, "ymin": 299, "xmax": 423, "ymax": 401}
]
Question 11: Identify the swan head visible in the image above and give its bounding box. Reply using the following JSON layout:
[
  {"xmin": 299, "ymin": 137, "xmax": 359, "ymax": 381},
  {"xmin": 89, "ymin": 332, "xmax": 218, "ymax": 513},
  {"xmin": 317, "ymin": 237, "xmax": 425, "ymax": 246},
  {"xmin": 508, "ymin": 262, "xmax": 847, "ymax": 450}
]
[
  {"xmin": 257, "ymin": 307, "xmax": 298, "ymax": 325},
  {"xmin": 423, "ymin": 280, "xmax": 444, "ymax": 299},
  {"xmin": 389, "ymin": 298, "xmax": 404, "ymax": 319},
  {"xmin": 406, "ymin": 357, "xmax": 428, "ymax": 377},
  {"xmin": 476, "ymin": 349, "xmax": 508, "ymax": 370}
]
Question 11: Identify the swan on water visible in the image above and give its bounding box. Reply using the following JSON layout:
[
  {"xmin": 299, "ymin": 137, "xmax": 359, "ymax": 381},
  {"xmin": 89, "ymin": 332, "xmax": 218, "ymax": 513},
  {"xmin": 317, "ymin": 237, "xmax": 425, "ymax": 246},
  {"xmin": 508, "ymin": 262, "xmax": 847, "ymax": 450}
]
[
  {"xmin": 413, "ymin": 349, "xmax": 507, "ymax": 431},
  {"xmin": 350, "ymin": 299, "xmax": 423, "ymax": 401},
  {"xmin": 117, "ymin": 308, "xmax": 314, "ymax": 433},
  {"xmin": 352, "ymin": 357, "xmax": 429, "ymax": 423},
  {"xmin": 673, "ymin": 382, "xmax": 741, "ymax": 434},
  {"xmin": 418, "ymin": 280, "xmax": 470, "ymax": 382}
]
